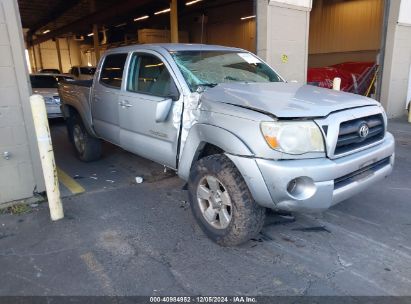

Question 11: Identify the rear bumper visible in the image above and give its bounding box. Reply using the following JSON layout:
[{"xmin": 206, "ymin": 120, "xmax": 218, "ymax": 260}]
[
  {"xmin": 46, "ymin": 104, "xmax": 63, "ymax": 118},
  {"xmin": 228, "ymin": 132, "xmax": 395, "ymax": 212}
]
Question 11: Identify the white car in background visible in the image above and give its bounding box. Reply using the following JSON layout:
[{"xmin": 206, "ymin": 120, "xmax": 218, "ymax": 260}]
[
  {"xmin": 30, "ymin": 73, "xmax": 74, "ymax": 118},
  {"xmin": 68, "ymin": 66, "xmax": 96, "ymax": 80}
]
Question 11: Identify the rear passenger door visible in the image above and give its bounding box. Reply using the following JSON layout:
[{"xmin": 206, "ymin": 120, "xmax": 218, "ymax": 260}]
[
  {"xmin": 118, "ymin": 52, "xmax": 181, "ymax": 169},
  {"xmin": 91, "ymin": 53, "xmax": 128, "ymax": 146}
]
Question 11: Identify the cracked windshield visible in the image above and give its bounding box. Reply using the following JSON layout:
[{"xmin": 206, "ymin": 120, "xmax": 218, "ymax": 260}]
[{"xmin": 171, "ymin": 51, "xmax": 283, "ymax": 91}]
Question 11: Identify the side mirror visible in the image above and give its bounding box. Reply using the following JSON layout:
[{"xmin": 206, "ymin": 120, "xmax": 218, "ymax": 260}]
[{"xmin": 156, "ymin": 98, "xmax": 173, "ymax": 122}]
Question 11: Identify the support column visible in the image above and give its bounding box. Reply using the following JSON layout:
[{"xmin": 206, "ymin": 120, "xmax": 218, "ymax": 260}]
[
  {"xmin": 257, "ymin": 0, "xmax": 311, "ymax": 83},
  {"xmin": 0, "ymin": 0, "xmax": 45, "ymax": 205},
  {"xmin": 92, "ymin": 24, "xmax": 100, "ymax": 63},
  {"xmin": 55, "ymin": 38, "xmax": 63, "ymax": 72},
  {"xmin": 37, "ymin": 43, "xmax": 43, "ymax": 70},
  {"xmin": 32, "ymin": 46, "xmax": 38, "ymax": 72},
  {"xmin": 380, "ymin": 0, "xmax": 411, "ymax": 118},
  {"xmin": 170, "ymin": 0, "xmax": 179, "ymax": 43},
  {"xmin": 90, "ymin": 0, "xmax": 100, "ymax": 63}
]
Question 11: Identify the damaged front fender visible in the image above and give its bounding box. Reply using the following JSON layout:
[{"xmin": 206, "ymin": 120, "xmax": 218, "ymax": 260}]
[{"xmin": 177, "ymin": 123, "xmax": 254, "ymax": 180}]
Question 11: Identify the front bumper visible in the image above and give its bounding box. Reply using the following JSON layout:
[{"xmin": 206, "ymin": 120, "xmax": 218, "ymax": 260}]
[{"xmin": 227, "ymin": 132, "xmax": 395, "ymax": 212}]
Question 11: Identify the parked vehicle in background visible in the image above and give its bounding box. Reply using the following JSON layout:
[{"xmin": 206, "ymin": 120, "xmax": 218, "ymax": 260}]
[
  {"xmin": 30, "ymin": 73, "xmax": 74, "ymax": 118},
  {"xmin": 39, "ymin": 68, "xmax": 61, "ymax": 74},
  {"xmin": 68, "ymin": 66, "xmax": 96, "ymax": 80},
  {"xmin": 59, "ymin": 44, "xmax": 395, "ymax": 246}
]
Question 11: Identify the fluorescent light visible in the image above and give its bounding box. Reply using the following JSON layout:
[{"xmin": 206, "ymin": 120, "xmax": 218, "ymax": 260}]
[
  {"xmin": 115, "ymin": 22, "xmax": 127, "ymax": 28},
  {"xmin": 87, "ymin": 33, "xmax": 94, "ymax": 37},
  {"xmin": 241, "ymin": 15, "xmax": 256, "ymax": 20},
  {"xmin": 134, "ymin": 15, "xmax": 149, "ymax": 21},
  {"xmin": 42, "ymin": 29, "xmax": 50, "ymax": 34},
  {"xmin": 154, "ymin": 8, "xmax": 171, "ymax": 15},
  {"xmin": 186, "ymin": 0, "xmax": 202, "ymax": 5}
]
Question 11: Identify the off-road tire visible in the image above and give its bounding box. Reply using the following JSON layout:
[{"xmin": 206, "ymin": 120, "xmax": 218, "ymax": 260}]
[
  {"xmin": 188, "ymin": 154, "xmax": 266, "ymax": 246},
  {"xmin": 68, "ymin": 114, "xmax": 102, "ymax": 162}
]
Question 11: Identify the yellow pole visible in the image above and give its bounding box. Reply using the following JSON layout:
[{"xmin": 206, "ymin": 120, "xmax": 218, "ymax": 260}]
[
  {"xmin": 30, "ymin": 95, "xmax": 64, "ymax": 221},
  {"xmin": 408, "ymin": 104, "xmax": 411, "ymax": 123},
  {"xmin": 170, "ymin": 0, "xmax": 179, "ymax": 43}
]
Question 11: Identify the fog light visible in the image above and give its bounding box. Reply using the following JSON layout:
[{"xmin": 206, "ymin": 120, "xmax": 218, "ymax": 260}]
[{"xmin": 286, "ymin": 177, "xmax": 316, "ymax": 200}]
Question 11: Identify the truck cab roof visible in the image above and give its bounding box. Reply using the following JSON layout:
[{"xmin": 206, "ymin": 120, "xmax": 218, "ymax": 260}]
[{"xmin": 104, "ymin": 43, "xmax": 244, "ymax": 55}]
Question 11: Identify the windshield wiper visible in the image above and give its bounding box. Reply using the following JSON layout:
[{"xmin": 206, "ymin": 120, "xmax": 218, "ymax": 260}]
[
  {"xmin": 198, "ymin": 82, "xmax": 218, "ymax": 88},
  {"xmin": 224, "ymin": 76, "xmax": 240, "ymax": 81}
]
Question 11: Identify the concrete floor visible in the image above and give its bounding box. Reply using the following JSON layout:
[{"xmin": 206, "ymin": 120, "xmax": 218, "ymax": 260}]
[{"xmin": 0, "ymin": 118, "xmax": 410, "ymax": 296}]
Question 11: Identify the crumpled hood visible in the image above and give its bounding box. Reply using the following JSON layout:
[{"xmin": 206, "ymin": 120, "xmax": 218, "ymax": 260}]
[{"xmin": 200, "ymin": 82, "xmax": 379, "ymax": 118}]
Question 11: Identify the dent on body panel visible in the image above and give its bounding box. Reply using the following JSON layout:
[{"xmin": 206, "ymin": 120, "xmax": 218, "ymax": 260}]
[{"xmin": 177, "ymin": 92, "xmax": 202, "ymax": 160}]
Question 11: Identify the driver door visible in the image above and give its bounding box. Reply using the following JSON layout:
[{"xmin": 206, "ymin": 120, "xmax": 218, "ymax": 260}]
[{"xmin": 119, "ymin": 52, "xmax": 182, "ymax": 169}]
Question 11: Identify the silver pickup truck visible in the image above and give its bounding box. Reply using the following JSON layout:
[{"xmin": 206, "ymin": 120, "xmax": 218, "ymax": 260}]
[{"xmin": 59, "ymin": 43, "xmax": 395, "ymax": 246}]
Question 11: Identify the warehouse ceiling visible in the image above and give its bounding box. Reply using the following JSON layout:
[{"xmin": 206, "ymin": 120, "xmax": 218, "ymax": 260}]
[
  {"xmin": 17, "ymin": 0, "xmax": 252, "ymax": 45},
  {"xmin": 19, "ymin": 0, "xmax": 113, "ymax": 34}
]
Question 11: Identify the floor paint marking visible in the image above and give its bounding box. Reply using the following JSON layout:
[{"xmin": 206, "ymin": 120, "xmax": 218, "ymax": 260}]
[{"xmin": 57, "ymin": 167, "xmax": 85, "ymax": 194}]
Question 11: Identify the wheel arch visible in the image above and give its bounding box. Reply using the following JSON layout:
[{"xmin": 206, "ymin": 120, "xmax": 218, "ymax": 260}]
[
  {"xmin": 61, "ymin": 103, "xmax": 97, "ymax": 137},
  {"xmin": 177, "ymin": 124, "xmax": 253, "ymax": 180}
]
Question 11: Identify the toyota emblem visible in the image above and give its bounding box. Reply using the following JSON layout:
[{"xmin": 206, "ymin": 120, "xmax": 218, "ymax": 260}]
[{"xmin": 358, "ymin": 123, "xmax": 369, "ymax": 138}]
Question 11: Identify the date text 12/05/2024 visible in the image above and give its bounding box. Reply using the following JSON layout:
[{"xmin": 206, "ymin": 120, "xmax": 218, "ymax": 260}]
[{"xmin": 149, "ymin": 296, "xmax": 257, "ymax": 303}]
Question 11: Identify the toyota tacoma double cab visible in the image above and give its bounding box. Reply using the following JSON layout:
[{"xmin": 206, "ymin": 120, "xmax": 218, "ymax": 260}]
[{"xmin": 59, "ymin": 44, "xmax": 395, "ymax": 246}]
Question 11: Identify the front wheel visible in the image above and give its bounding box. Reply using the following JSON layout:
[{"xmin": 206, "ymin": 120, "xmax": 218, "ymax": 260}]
[
  {"xmin": 188, "ymin": 154, "xmax": 266, "ymax": 246},
  {"xmin": 68, "ymin": 114, "xmax": 102, "ymax": 162}
]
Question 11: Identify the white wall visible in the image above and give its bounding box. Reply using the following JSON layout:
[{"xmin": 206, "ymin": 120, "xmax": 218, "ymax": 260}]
[
  {"xmin": 380, "ymin": 0, "xmax": 411, "ymax": 117},
  {"xmin": 0, "ymin": 0, "xmax": 44, "ymax": 205},
  {"xmin": 269, "ymin": 0, "xmax": 312, "ymax": 9},
  {"xmin": 257, "ymin": 0, "xmax": 311, "ymax": 82},
  {"xmin": 31, "ymin": 38, "xmax": 82, "ymax": 73},
  {"xmin": 399, "ymin": 0, "xmax": 411, "ymax": 25}
]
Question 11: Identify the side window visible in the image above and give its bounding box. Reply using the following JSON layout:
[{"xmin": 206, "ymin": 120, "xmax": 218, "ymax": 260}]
[
  {"xmin": 72, "ymin": 68, "xmax": 79, "ymax": 77},
  {"xmin": 100, "ymin": 54, "xmax": 128, "ymax": 88},
  {"xmin": 127, "ymin": 54, "xmax": 179, "ymax": 99}
]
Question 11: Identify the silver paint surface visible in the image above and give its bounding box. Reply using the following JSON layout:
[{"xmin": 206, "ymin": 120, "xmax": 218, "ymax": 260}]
[{"xmin": 59, "ymin": 43, "xmax": 395, "ymax": 212}]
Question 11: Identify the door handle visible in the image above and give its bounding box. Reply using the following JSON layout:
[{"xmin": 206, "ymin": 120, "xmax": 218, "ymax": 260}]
[{"xmin": 119, "ymin": 101, "xmax": 133, "ymax": 108}]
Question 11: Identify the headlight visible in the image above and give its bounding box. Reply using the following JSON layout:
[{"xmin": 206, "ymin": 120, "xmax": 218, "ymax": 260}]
[{"xmin": 260, "ymin": 121, "xmax": 325, "ymax": 154}]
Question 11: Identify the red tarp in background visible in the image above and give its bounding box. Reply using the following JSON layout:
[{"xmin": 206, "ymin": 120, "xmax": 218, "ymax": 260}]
[{"xmin": 307, "ymin": 62, "xmax": 376, "ymax": 95}]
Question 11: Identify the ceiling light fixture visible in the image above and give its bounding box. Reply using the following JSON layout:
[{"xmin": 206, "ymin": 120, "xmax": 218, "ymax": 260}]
[
  {"xmin": 186, "ymin": 0, "xmax": 202, "ymax": 5},
  {"xmin": 154, "ymin": 8, "xmax": 171, "ymax": 15},
  {"xmin": 42, "ymin": 29, "xmax": 50, "ymax": 34},
  {"xmin": 241, "ymin": 15, "xmax": 256, "ymax": 20},
  {"xmin": 115, "ymin": 22, "xmax": 127, "ymax": 28},
  {"xmin": 87, "ymin": 33, "xmax": 94, "ymax": 37},
  {"xmin": 134, "ymin": 15, "xmax": 149, "ymax": 21}
]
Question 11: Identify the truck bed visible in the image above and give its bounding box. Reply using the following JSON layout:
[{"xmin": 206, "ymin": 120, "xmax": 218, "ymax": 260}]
[
  {"xmin": 62, "ymin": 79, "xmax": 93, "ymax": 87},
  {"xmin": 58, "ymin": 80, "xmax": 93, "ymax": 133}
]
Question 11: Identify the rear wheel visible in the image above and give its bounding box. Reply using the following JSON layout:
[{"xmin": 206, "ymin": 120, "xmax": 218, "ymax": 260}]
[
  {"xmin": 68, "ymin": 114, "xmax": 102, "ymax": 162},
  {"xmin": 188, "ymin": 154, "xmax": 266, "ymax": 246}
]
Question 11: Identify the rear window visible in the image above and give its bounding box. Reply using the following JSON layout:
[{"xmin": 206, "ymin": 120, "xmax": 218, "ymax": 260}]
[
  {"xmin": 30, "ymin": 75, "xmax": 59, "ymax": 88},
  {"xmin": 100, "ymin": 54, "xmax": 128, "ymax": 88}
]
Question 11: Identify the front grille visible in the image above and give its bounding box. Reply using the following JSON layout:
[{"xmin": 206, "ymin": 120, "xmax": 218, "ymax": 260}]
[
  {"xmin": 334, "ymin": 157, "xmax": 390, "ymax": 189},
  {"xmin": 335, "ymin": 114, "xmax": 384, "ymax": 155}
]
